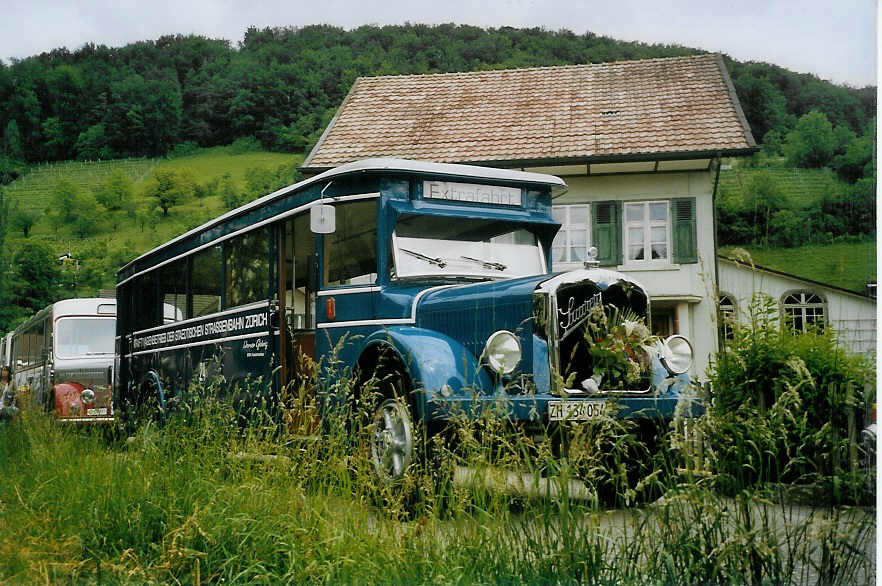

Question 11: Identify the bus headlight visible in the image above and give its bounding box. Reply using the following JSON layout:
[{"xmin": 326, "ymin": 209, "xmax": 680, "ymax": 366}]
[
  {"xmin": 483, "ymin": 330, "xmax": 521, "ymax": 375},
  {"xmin": 660, "ymin": 335, "xmax": 693, "ymax": 375},
  {"xmin": 80, "ymin": 388, "xmax": 96, "ymax": 405}
]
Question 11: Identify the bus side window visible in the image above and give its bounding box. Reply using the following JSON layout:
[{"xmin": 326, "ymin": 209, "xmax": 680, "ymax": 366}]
[
  {"xmin": 226, "ymin": 227, "xmax": 270, "ymax": 308},
  {"xmin": 324, "ymin": 199, "xmax": 378, "ymax": 287},
  {"xmin": 133, "ymin": 271, "xmax": 160, "ymax": 332},
  {"xmin": 191, "ymin": 245, "xmax": 222, "ymax": 317},
  {"xmin": 161, "ymin": 258, "xmax": 188, "ymax": 323}
]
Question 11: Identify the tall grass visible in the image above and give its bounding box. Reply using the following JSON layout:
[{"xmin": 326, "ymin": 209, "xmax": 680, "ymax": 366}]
[{"xmin": 0, "ymin": 371, "xmax": 874, "ymax": 584}]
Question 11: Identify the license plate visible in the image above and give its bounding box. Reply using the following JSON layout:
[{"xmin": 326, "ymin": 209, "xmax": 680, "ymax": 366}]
[
  {"xmin": 548, "ymin": 400, "xmax": 606, "ymax": 421},
  {"xmin": 87, "ymin": 407, "xmax": 108, "ymax": 416}
]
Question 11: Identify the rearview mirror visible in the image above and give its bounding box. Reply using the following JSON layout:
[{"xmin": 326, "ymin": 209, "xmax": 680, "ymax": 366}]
[{"xmin": 310, "ymin": 204, "xmax": 336, "ymax": 234}]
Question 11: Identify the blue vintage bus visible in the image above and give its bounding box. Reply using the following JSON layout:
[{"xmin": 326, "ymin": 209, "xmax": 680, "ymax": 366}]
[{"xmin": 116, "ymin": 158, "xmax": 699, "ymax": 481}]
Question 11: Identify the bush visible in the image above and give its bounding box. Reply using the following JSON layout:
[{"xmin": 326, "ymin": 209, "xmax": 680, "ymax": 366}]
[
  {"xmin": 167, "ymin": 141, "xmax": 201, "ymax": 159},
  {"xmin": 704, "ymin": 294, "xmax": 872, "ymax": 494},
  {"xmin": 229, "ymin": 136, "xmax": 262, "ymax": 154}
]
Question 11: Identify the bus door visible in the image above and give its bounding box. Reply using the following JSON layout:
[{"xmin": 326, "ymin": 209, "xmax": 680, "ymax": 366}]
[{"xmin": 279, "ymin": 214, "xmax": 317, "ymax": 392}]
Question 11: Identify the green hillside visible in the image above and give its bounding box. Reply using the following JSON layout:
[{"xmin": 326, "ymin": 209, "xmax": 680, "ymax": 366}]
[
  {"xmin": 2, "ymin": 147, "xmax": 301, "ymax": 290},
  {"xmin": 720, "ymin": 241, "xmax": 876, "ymax": 294},
  {"xmin": 717, "ymin": 162, "xmax": 843, "ymax": 209},
  {"xmin": 4, "ymin": 158, "xmax": 159, "ymax": 213}
]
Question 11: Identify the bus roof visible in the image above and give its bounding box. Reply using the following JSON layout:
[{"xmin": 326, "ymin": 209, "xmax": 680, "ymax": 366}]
[
  {"xmin": 11, "ymin": 298, "xmax": 116, "ymax": 335},
  {"xmin": 118, "ymin": 158, "xmax": 567, "ymax": 277}
]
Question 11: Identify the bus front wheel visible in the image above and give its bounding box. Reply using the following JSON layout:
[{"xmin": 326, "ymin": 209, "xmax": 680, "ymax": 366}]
[{"xmin": 370, "ymin": 395, "xmax": 415, "ymax": 484}]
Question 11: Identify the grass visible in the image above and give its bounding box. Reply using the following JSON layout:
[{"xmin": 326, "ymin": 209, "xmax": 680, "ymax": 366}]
[
  {"xmin": 720, "ymin": 241, "xmax": 876, "ymax": 294},
  {"xmin": 158, "ymin": 146, "xmax": 297, "ymax": 186},
  {"xmin": 0, "ymin": 372, "xmax": 874, "ymax": 584}
]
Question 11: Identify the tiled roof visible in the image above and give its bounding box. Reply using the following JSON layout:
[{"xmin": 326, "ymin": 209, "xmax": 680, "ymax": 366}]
[{"xmin": 302, "ymin": 54, "xmax": 756, "ymax": 172}]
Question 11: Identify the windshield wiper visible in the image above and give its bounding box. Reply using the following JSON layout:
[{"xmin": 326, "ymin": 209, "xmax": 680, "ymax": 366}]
[
  {"xmin": 400, "ymin": 247, "xmax": 447, "ymax": 268},
  {"xmin": 460, "ymin": 256, "xmax": 506, "ymax": 271}
]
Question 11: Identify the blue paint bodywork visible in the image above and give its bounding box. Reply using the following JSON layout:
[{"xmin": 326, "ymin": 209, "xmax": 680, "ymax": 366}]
[{"xmin": 314, "ymin": 175, "xmax": 702, "ymax": 424}]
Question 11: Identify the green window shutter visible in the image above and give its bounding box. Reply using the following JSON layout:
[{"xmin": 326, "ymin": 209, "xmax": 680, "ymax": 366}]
[
  {"xmin": 672, "ymin": 198, "xmax": 698, "ymax": 264},
  {"xmin": 591, "ymin": 201, "xmax": 621, "ymax": 266}
]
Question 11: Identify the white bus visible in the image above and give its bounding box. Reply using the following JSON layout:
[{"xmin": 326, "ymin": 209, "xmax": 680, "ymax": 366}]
[{"xmin": 10, "ymin": 298, "xmax": 116, "ymax": 423}]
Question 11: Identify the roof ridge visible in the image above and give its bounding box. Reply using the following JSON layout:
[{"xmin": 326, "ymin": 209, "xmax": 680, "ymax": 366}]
[{"xmin": 356, "ymin": 53, "xmax": 716, "ymax": 82}]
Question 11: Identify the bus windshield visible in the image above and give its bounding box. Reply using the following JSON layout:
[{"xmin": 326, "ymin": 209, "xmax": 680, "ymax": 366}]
[
  {"xmin": 392, "ymin": 214, "xmax": 546, "ymax": 280},
  {"xmin": 55, "ymin": 318, "xmax": 115, "ymax": 358}
]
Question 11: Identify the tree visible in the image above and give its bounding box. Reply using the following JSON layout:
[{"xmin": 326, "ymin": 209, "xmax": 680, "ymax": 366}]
[
  {"xmin": 783, "ymin": 110, "xmax": 836, "ymax": 168},
  {"xmin": 8, "ymin": 240, "xmax": 61, "ymax": 318},
  {"xmin": 92, "ymin": 170, "xmax": 133, "ymax": 211},
  {"xmin": 71, "ymin": 196, "xmax": 101, "ymax": 238},
  {"xmin": 143, "ymin": 169, "xmax": 195, "ymax": 216},
  {"xmin": 746, "ymin": 171, "xmax": 786, "ymax": 245},
  {"xmin": 9, "ymin": 204, "xmax": 37, "ymax": 237},
  {"xmin": 832, "ymin": 133, "xmax": 874, "ymax": 184},
  {"xmin": 75, "ymin": 124, "xmax": 113, "ymax": 160},
  {"xmin": 50, "ymin": 179, "xmax": 85, "ymax": 223},
  {"xmin": 219, "ymin": 174, "xmax": 242, "ymax": 210},
  {"xmin": 105, "ymin": 73, "xmax": 183, "ymax": 157},
  {"xmin": 41, "ymin": 116, "xmax": 66, "ymax": 160},
  {"xmin": 2, "ymin": 119, "xmax": 23, "ymax": 160},
  {"xmin": 732, "ymin": 68, "xmax": 790, "ymax": 143}
]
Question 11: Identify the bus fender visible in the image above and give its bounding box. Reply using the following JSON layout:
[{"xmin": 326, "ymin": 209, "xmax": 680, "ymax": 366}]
[{"xmin": 360, "ymin": 326, "xmax": 493, "ymax": 417}]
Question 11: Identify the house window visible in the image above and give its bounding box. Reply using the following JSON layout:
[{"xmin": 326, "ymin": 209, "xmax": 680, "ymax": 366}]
[
  {"xmin": 552, "ymin": 205, "xmax": 591, "ymax": 264},
  {"xmin": 718, "ymin": 294, "xmax": 737, "ymax": 340},
  {"xmin": 624, "ymin": 201, "xmax": 669, "ymax": 262},
  {"xmin": 782, "ymin": 291, "xmax": 826, "ymax": 332}
]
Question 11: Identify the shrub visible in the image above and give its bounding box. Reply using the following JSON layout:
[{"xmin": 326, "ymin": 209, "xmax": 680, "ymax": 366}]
[
  {"xmin": 229, "ymin": 135, "xmax": 262, "ymax": 154},
  {"xmin": 167, "ymin": 141, "xmax": 201, "ymax": 159},
  {"xmin": 704, "ymin": 294, "xmax": 872, "ymax": 494}
]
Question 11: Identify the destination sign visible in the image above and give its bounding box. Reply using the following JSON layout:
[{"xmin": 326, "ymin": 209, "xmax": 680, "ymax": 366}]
[
  {"xmin": 423, "ymin": 181, "xmax": 522, "ymax": 206},
  {"xmin": 131, "ymin": 304, "xmax": 269, "ymax": 353}
]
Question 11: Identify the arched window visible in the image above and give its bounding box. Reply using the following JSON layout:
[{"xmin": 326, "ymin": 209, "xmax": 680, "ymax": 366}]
[
  {"xmin": 718, "ymin": 294, "xmax": 737, "ymax": 341},
  {"xmin": 782, "ymin": 291, "xmax": 826, "ymax": 333}
]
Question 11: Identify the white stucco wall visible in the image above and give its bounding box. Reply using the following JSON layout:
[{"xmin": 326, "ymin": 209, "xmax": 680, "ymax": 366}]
[
  {"xmin": 719, "ymin": 258, "xmax": 877, "ymax": 357},
  {"xmin": 552, "ymin": 171, "xmax": 718, "ymax": 381}
]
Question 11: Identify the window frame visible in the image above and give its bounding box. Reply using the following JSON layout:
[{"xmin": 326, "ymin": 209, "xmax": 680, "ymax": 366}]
[
  {"xmin": 225, "ymin": 226, "xmax": 271, "ymax": 309},
  {"xmin": 718, "ymin": 293, "xmax": 737, "ymax": 341},
  {"xmin": 623, "ymin": 200, "xmax": 672, "ymax": 265},
  {"xmin": 551, "ymin": 204, "xmax": 592, "ymax": 266},
  {"xmin": 323, "ymin": 199, "xmax": 379, "ymax": 288},
  {"xmin": 782, "ymin": 290, "xmax": 827, "ymax": 333}
]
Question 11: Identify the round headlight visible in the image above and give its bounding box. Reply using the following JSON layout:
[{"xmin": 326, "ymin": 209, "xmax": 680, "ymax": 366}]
[
  {"xmin": 661, "ymin": 335, "xmax": 693, "ymax": 375},
  {"xmin": 483, "ymin": 330, "xmax": 522, "ymax": 375},
  {"xmin": 80, "ymin": 388, "xmax": 96, "ymax": 405}
]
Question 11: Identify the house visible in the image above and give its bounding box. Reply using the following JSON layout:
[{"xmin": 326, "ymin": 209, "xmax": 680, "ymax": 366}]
[
  {"xmin": 719, "ymin": 256, "xmax": 876, "ymax": 357},
  {"xmin": 302, "ymin": 54, "xmax": 759, "ymax": 380}
]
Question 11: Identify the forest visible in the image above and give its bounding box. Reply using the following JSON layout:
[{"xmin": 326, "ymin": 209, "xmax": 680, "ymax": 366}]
[{"xmin": 0, "ymin": 23, "xmax": 875, "ymax": 331}]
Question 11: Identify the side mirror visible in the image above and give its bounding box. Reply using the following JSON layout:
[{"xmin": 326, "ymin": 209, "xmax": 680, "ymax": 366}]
[{"xmin": 310, "ymin": 204, "xmax": 336, "ymax": 234}]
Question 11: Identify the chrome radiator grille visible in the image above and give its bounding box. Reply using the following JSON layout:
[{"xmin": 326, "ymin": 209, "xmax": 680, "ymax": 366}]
[{"xmin": 534, "ymin": 276, "xmax": 652, "ymax": 394}]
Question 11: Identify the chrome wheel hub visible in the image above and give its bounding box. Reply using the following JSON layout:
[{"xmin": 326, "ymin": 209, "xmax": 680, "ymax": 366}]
[{"xmin": 370, "ymin": 398, "xmax": 413, "ymax": 483}]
